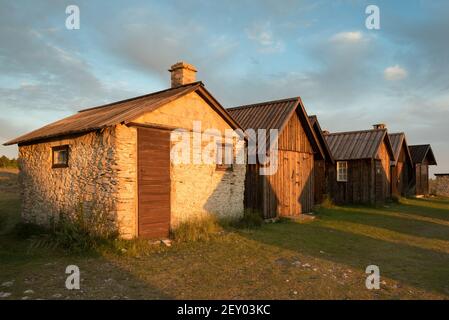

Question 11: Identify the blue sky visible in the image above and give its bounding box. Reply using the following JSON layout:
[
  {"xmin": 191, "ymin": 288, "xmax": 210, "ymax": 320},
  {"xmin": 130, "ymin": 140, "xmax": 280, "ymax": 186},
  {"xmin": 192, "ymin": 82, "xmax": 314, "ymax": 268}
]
[{"xmin": 1, "ymin": 0, "xmax": 448, "ymax": 175}]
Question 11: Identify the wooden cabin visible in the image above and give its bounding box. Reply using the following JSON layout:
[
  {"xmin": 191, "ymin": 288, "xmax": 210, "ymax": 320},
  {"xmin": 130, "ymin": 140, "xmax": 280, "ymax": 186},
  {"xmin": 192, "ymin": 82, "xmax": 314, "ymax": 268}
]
[
  {"xmin": 409, "ymin": 144, "xmax": 437, "ymax": 196},
  {"xmin": 388, "ymin": 133, "xmax": 413, "ymax": 197},
  {"xmin": 228, "ymin": 97, "xmax": 325, "ymax": 219},
  {"xmin": 324, "ymin": 124, "xmax": 395, "ymax": 204},
  {"xmin": 308, "ymin": 115, "xmax": 334, "ymax": 204}
]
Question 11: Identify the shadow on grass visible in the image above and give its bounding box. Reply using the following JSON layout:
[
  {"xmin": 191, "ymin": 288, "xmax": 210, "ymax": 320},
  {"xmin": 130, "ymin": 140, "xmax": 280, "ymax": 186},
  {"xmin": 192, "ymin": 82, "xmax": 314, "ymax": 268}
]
[
  {"xmin": 0, "ymin": 194, "xmax": 173, "ymax": 300},
  {"xmin": 237, "ymin": 218, "xmax": 449, "ymax": 297},
  {"xmin": 0, "ymin": 232, "xmax": 175, "ymax": 299},
  {"xmin": 317, "ymin": 206, "xmax": 449, "ymax": 242},
  {"xmin": 396, "ymin": 204, "xmax": 449, "ymax": 222},
  {"xmin": 411, "ymin": 197, "xmax": 449, "ymax": 206}
]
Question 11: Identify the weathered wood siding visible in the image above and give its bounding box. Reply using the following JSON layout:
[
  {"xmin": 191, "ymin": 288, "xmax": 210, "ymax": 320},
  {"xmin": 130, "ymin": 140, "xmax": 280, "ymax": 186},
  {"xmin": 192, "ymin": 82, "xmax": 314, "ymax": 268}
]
[
  {"xmin": 327, "ymin": 141, "xmax": 392, "ymax": 204},
  {"xmin": 391, "ymin": 144, "xmax": 411, "ymax": 197},
  {"xmin": 244, "ymin": 110, "xmax": 315, "ymax": 218},
  {"xmin": 328, "ymin": 159, "xmax": 373, "ymax": 204},
  {"xmin": 414, "ymin": 162, "xmax": 429, "ymax": 196},
  {"xmin": 375, "ymin": 141, "xmax": 391, "ymax": 202},
  {"xmin": 313, "ymin": 159, "xmax": 327, "ymax": 204}
]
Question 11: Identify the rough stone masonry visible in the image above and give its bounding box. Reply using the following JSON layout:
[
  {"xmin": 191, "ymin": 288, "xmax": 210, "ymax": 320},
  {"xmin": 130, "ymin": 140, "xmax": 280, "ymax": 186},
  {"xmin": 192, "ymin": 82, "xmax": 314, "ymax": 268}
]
[{"xmin": 432, "ymin": 174, "xmax": 449, "ymax": 197}]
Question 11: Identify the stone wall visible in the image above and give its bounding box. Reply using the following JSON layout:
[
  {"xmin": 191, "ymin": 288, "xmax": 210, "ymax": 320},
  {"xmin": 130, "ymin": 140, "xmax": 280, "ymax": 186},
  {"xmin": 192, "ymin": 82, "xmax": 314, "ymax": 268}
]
[
  {"xmin": 113, "ymin": 125, "xmax": 138, "ymax": 238},
  {"xmin": 170, "ymin": 136, "xmax": 245, "ymax": 226},
  {"xmin": 432, "ymin": 176, "xmax": 449, "ymax": 197},
  {"xmin": 18, "ymin": 125, "xmax": 138, "ymax": 239}
]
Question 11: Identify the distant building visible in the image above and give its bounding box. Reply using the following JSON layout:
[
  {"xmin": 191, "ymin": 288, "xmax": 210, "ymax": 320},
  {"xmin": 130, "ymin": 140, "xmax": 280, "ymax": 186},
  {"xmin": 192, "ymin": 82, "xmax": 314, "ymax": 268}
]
[
  {"xmin": 409, "ymin": 145, "xmax": 437, "ymax": 196},
  {"xmin": 325, "ymin": 124, "xmax": 395, "ymax": 204},
  {"xmin": 388, "ymin": 133, "xmax": 414, "ymax": 197}
]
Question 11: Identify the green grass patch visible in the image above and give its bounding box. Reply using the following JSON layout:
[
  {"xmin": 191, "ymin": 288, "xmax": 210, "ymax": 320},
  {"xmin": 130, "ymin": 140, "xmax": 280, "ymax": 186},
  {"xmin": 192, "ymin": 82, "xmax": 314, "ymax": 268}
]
[
  {"xmin": 1, "ymin": 179, "xmax": 448, "ymax": 299},
  {"xmin": 227, "ymin": 209, "xmax": 263, "ymax": 229}
]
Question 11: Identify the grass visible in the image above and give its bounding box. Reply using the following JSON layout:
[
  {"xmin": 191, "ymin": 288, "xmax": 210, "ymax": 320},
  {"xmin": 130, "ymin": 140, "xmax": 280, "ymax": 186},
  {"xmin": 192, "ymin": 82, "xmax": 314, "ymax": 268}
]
[
  {"xmin": 0, "ymin": 169, "xmax": 448, "ymax": 299},
  {"xmin": 171, "ymin": 215, "xmax": 222, "ymax": 242}
]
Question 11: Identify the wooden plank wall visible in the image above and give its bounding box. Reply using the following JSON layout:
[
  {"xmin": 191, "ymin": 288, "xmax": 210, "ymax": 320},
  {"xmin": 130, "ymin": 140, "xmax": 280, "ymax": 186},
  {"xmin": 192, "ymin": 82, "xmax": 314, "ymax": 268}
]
[
  {"xmin": 314, "ymin": 159, "xmax": 326, "ymax": 204},
  {"xmin": 376, "ymin": 141, "xmax": 391, "ymax": 201},
  {"xmin": 244, "ymin": 110, "xmax": 315, "ymax": 218},
  {"xmin": 264, "ymin": 150, "xmax": 314, "ymax": 217},
  {"xmin": 327, "ymin": 159, "xmax": 374, "ymax": 204},
  {"xmin": 391, "ymin": 144, "xmax": 411, "ymax": 197},
  {"xmin": 415, "ymin": 163, "xmax": 429, "ymax": 195},
  {"xmin": 327, "ymin": 140, "xmax": 392, "ymax": 204}
]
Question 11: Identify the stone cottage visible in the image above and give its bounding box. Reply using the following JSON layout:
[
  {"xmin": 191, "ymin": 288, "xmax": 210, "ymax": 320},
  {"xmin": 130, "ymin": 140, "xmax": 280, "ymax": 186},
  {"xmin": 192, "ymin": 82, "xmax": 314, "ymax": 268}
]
[{"xmin": 4, "ymin": 62, "xmax": 246, "ymax": 239}]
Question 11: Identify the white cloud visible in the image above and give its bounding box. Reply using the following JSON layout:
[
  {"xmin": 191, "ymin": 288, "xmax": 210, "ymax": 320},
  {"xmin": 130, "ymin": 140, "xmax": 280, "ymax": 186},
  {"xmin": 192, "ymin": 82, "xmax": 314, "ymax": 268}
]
[
  {"xmin": 384, "ymin": 65, "xmax": 408, "ymax": 81},
  {"xmin": 331, "ymin": 31, "xmax": 364, "ymax": 44},
  {"xmin": 246, "ymin": 22, "xmax": 284, "ymax": 53}
]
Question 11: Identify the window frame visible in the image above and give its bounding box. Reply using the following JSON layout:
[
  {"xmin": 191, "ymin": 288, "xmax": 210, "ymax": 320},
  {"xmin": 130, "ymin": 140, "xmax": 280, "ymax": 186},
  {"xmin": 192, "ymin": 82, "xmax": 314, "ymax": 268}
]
[
  {"xmin": 52, "ymin": 145, "xmax": 69, "ymax": 168},
  {"xmin": 336, "ymin": 161, "xmax": 348, "ymax": 182},
  {"xmin": 215, "ymin": 142, "xmax": 234, "ymax": 172}
]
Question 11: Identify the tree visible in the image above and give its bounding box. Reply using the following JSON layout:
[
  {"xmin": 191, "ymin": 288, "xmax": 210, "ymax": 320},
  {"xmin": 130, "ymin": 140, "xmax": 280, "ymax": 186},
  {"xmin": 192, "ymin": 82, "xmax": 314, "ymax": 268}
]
[{"xmin": 0, "ymin": 155, "xmax": 18, "ymax": 168}]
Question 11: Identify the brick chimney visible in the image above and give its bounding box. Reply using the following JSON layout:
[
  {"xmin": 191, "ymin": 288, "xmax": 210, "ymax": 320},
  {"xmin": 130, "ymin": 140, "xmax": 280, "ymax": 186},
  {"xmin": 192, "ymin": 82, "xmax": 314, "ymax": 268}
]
[
  {"xmin": 169, "ymin": 62, "xmax": 197, "ymax": 88},
  {"xmin": 373, "ymin": 123, "xmax": 386, "ymax": 130}
]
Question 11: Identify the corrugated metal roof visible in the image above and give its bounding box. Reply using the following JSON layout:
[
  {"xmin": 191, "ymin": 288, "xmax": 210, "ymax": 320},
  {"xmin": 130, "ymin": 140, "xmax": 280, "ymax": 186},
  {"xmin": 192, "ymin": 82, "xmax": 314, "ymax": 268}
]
[
  {"xmin": 389, "ymin": 133, "xmax": 403, "ymax": 157},
  {"xmin": 227, "ymin": 97, "xmax": 299, "ymax": 133},
  {"xmin": 325, "ymin": 129, "xmax": 394, "ymax": 161},
  {"xmin": 5, "ymin": 81, "xmax": 240, "ymax": 146},
  {"xmin": 227, "ymin": 97, "xmax": 324, "ymax": 158},
  {"xmin": 388, "ymin": 132, "xmax": 413, "ymax": 166},
  {"xmin": 409, "ymin": 144, "xmax": 437, "ymax": 165},
  {"xmin": 308, "ymin": 115, "xmax": 334, "ymax": 163}
]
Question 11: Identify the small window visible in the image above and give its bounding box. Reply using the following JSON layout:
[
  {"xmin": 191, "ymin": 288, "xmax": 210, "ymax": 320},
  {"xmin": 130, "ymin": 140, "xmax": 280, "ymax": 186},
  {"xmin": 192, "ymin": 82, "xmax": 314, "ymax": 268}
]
[
  {"xmin": 337, "ymin": 161, "xmax": 348, "ymax": 182},
  {"xmin": 216, "ymin": 142, "xmax": 233, "ymax": 171},
  {"xmin": 52, "ymin": 145, "xmax": 69, "ymax": 168}
]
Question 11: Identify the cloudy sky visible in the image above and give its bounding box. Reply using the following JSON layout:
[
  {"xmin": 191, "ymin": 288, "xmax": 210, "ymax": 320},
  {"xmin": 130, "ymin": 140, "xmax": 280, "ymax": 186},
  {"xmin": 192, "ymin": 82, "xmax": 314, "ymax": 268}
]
[{"xmin": 1, "ymin": 0, "xmax": 448, "ymax": 175}]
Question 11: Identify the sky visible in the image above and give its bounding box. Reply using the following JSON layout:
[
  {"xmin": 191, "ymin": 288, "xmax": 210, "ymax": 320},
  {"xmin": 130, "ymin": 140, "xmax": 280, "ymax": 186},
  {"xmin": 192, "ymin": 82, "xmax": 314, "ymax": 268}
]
[{"xmin": 0, "ymin": 0, "xmax": 448, "ymax": 176}]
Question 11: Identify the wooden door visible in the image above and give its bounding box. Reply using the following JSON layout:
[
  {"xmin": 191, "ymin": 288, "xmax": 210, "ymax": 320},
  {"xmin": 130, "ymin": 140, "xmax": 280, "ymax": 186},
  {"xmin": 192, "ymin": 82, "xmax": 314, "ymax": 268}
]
[{"xmin": 138, "ymin": 127, "xmax": 171, "ymax": 239}]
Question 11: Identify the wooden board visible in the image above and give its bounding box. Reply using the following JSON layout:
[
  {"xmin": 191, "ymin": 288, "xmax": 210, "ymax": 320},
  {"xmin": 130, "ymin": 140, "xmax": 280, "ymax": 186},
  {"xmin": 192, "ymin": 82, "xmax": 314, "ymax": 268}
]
[
  {"xmin": 243, "ymin": 110, "xmax": 315, "ymax": 218},
  {"xmin": 138, "ymin": 127, "xmax": 171, "ymax": 239}
]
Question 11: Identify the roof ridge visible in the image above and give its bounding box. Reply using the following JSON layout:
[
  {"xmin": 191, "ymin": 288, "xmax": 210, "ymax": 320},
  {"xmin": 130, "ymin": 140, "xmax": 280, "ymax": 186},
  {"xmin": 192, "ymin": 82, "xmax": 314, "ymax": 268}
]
[
  {"xmin": 78, "ymin": 81, "xmax": 203, "ymax": 113},
  {"xmin": 326, "ymin": 128, "xmax": 387, "ymax": 136},
  {"xmin": 388, "ymin": 132, "xmax": 405, "ymax": 136},
  {"xmin": 227, "ymin": 96, "xmax": 301, "ymax": 111},
  {"xmin": 409, "ymin": 144, "xmax": 431, "ymax": 147}
]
